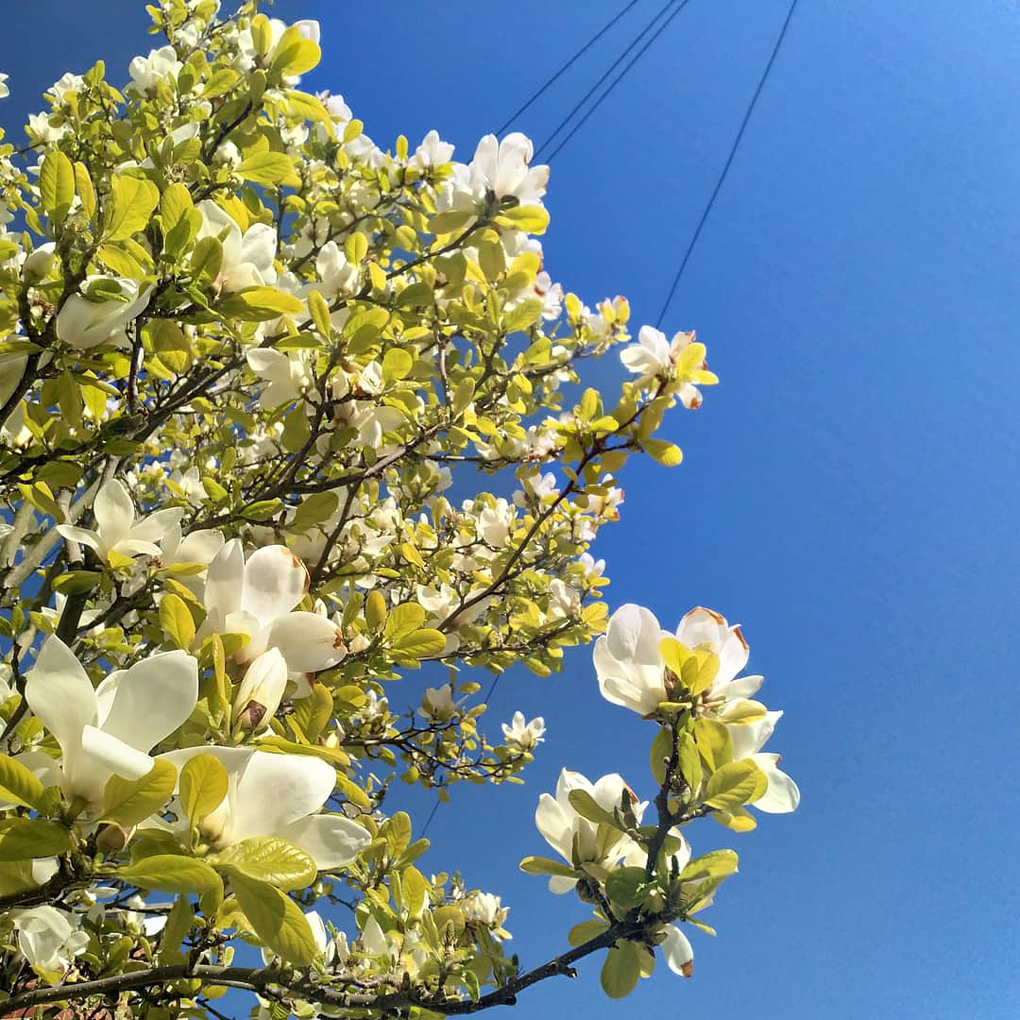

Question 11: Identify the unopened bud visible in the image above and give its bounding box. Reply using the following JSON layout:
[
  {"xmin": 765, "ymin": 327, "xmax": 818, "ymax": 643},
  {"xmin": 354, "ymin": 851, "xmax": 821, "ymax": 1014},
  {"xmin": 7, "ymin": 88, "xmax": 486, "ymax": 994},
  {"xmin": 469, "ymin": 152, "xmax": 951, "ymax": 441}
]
[{"xmin": 231, "ymin": 648, "xmax": 287, "ymax": 730}]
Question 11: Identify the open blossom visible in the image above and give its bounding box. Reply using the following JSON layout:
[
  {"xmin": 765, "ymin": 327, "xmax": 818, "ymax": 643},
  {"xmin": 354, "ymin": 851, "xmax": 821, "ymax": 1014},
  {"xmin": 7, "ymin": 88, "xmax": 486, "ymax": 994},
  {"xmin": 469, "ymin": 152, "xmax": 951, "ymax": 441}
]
[
  {"xmin": 501, "ymin": 711, "xmax": 545, "ymax": 751},
  {"xmin": 199, "ymin": 540, "xmax": 345, "ymax": 674},
  {"xmin": 128, "ymin": 45, "xmax": 182, "ymax": 92},
  {"xmin": 595, "ymin": 604, "xmax": 799, "ymax": 813},
  {"xmin": 0, "ymin": 73, "xmax": 9, "ymax": 100},
  {"xmin": 231, "ymin": 648, "xmax": 288, "ymax": 730},
  {"xmin": 619, "ymin": 326, "xmax": 716, "ymax": 408},
  {"xmin": 25, "ymin": 636, "xmax": 198, "ymax": 806},
  {"xmin": 57, "ymin": 479, "xmax": 183, "ymax": 561},
  {"xmin": 246, "ymin": 348, "xmax": 314, "ymax": 407},
  {"xmin": 469, "ymin": 132, "xmax": 549, "ymax": 205},
  {"xmin": 157, "ymin": 747, "xmax": 370, "ymax": 870},
  {"xmin": 463, "ymin": 892, "xmax": 511, "ymax": 939},
  {"xmin": 411, "ymin": 129, "xmax": 454, "ymax": 169},
  {"xmin": 56, "ymin": 277, "xmax": 153, "ymax": 349},
  {"xmin": 534, "ymin": 768, "xmax": 646, "ymax": 893},
  {"xmin": 196, "ymin": 200, "xmax": 277, "ymax": 293},
  {"xmin": 9, "ymin": 906, "xmax": 89, "ymax": 976}
]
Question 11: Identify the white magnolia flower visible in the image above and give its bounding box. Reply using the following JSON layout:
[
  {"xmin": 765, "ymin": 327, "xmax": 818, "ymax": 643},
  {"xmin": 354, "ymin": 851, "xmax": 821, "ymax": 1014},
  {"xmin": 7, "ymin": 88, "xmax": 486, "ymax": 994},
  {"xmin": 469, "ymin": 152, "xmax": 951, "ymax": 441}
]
[
  {"xmin": 196, "ymin": 200, "xmax": 277, "ymax": 292},
  {"xmin": 25, "ymin": 636, "xmax": 198, "ymax": 806},
  {"xmin": 157, "ymin": 746, "xmax": 369, "ymax": 870},
  {"xmin": 128, "ymin": 45, "xmax": 183, "ymax": 92},
  {"xmin": 159, "ymin": 523, "xmax": 225, "ymax": 576},
  {"xmin": 534, "ymin": 768, "xmax": 645, "ymax": 893},
  {"xmin": 411, "ymin": 129, "xmax": 454, "ymax": 169},
  {"xmin": 9, "ymin": 906, "xmax": 89, "ymax": 976},
  {"xmin": 619, "ymin": 325, "xmax": 712, "ymax": 407},
  {"xmin": 594, "ymin": 604, "xmax": 671, "ymax": 716},
  {"xmin": 48, "ymin": 72, "xmax": 84, "ymax": 103},
  {"xmin": 27, "ymin": 112, "xmax": 68, "ymax": 143},
  {"xmin": 674, "ymin": 607, "xmax": 763, "ymax": 707},
  {"xmin": 729, "ymin": 710, "xmax": 800, "ymax": 813},
  {"xmin": 501, "ymin": 711, "xmax": 545, "ymax": 751},
  {"xmin": 246, "ymin": 348, "xmax": 314, "ymax": 407},
  {"xmin": 659, "ymin": 924, "xmax": 694, "ymax": 978},
  {"xmin": 463, "ymin": 891, "xmax": 510, "ymax": 938},
  {"xmin": 470, "ymin": 132, "xmax": 549, "ymax": 205},
  {"xmin": 420, "ymin": 684, "xmax": 456, "ymax": 720},
  {"xmin": 56, "ymin": 277, "xmax": 153, "ymax": 349},
  {"xmin": 200, "ymin": 540, "xmax": 345, "ymax": 673},
  {"xmin": 231, "ymin": 648, "xmax": 288, "ymax": 730},
  {"xmin": 57, "ymin": 479, "xmax": 183, "ymax": 561},
  {"xmin": 315, "ymin": 240, "xmax": 359, "ymax": 298},
  {"xmin": 0, "ymin": 73, "xmax": 9, "ymax": 100}
]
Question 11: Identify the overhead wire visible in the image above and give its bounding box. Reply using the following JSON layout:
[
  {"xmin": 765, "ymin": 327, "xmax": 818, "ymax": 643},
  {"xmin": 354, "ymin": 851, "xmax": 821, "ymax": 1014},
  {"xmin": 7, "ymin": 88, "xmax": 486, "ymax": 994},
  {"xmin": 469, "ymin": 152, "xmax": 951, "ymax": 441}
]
[
  {"xmin": 496, "ymin": 0, "xmax": 643, "ymax": 136},
  {"xmin": 655, "ymin": 0, "xmax": 801, "ymax": 326},
  {"xmin": 534, "ymin": 0, "xmax": 685, "ymax": 162},
  {"xmin": 542, "ymin": 0, "xmax": 692, "ymax": 164}
]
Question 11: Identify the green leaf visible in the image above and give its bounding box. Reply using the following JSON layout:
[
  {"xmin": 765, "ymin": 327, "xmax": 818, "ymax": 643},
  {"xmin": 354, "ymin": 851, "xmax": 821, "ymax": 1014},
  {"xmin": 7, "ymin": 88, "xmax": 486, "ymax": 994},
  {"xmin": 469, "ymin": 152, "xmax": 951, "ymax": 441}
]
[
  {"xmin": 214, "ymin": 837, "xmax": 316, "ymax": 891},
  {"xmin": 567, "ymin": 789, "xmax": 619, "ymax": 828},
  {"xmin": 229, "ymin": 870, "xmax": 318, "ymax": 966},
  {"xmin": 190, "ymin": 236, "xmax": 223, "ymax": 286},
  {"xmin": 678, "ymin": 849, "xmax": 739, "ymax": 885},
  {"xmin": 101, "ymin": 759, "xmax": 177, "ymax": 827},
  {"xmin": 157, "ymin": 896, "xmax": 193, "ymax": 964},
  {"xmin": 677, "ymin": 731, "xmax": 703, "ymax": 793},
  {"xmin": 382, "ymin": 347, "xmax": 413, "ymax": 381},
  {"xmin": 402, "ymin": 865, "xmax": 428, "ymax": 917},
  {"xmin": 384, "ymin": 602, "xmax": 426, "ymax": 642},
  {"xmin": 568, "ymin": 919, "xmax": 609, "ymax": 947},
  {"xmin": 643, "ymin": 438, "xmax": 684, "ymax": 466},
  {"xmin": 720, "ymin": 699, "xmax": 768, "ymax": 725},
  {"xmin": 649, "ymin": 727, "xmax": 672, "ymax": 786},
  {"xmin": 307, "ymin": 288, "xmax": 332, "ymax": 339},
  {"xmin": 160, "ymin": 183, "xmax": 193, "ymax": 233},
  {"xmin": 501, "ymin": 204, "xmax": 550, "ymax": 234},
  {"xmin": 504, "ymin": 298, "xmax": 544, "ymax": 333},
  {"xmin": 269, "ymin": 26, "xmax": 321, "ymax": 78},
  {"xmin": 601, "ymin": 941, "xmax": 642, "ymax": 999},
  {"xmin": 105, "ymin": 174, "xmax": 160, "ymax": 241},
  {"xmin": 179, "ymin": 753, "xmax": 228, "ymax": 825},
  {"xmin": 391, "ymin": 628, "xmax": 445, "ymax": 660},
  {"xmin": 703, "ymin": 759, "xmax": 768, "ymax": 811},
  {"xmin": 159, "ymin": 592, "xmax": 196, "ymax": 649},
  {"xmin": 237, "ymin": 151, "xmax": 299, "ymax": 186},
  {"xmin": 218, "ymin": 286, "xmax": 306, "ymax": 322},
  {"xmin": 74, "ymin": 162, "xmax": 96, "ymax": 222},
  {"xmin": 519, "ymin": 855, "xmax": 577, "ymax": 879},
  {"xmin": 39, "ymin": 150, "xmax": 75, "ymax": 224},
  {"xmin": 0, "ymin": 818, "xmax": 72, "ymax": 859},
  {"xmin": 605, "ymin": 866, "xmax": 650, "ymax": 909},
  {"xmin": 0, "ymin": 753, "xmax": 47, "ymax": 810},
  {"xmin": 51, "ymin": 570, "xmax": 101, "ymax": 596},
  {"xmin": 116, "ymin": 855, "xmax": 222, "ymax": 896},
  {"xmin": 693, "ymin": 718, "xmax": 733, "ymax": 773},
  {"xmin": 365, "ymin": 590, "xmax": 387, "ymax": 634},
  {"xmin": 429, "ymin": 209, "xmax": 475, "ymax": 235},
  {"xmin": 681, "ymin": 648, "xmax": 719, "ymax": 696}
]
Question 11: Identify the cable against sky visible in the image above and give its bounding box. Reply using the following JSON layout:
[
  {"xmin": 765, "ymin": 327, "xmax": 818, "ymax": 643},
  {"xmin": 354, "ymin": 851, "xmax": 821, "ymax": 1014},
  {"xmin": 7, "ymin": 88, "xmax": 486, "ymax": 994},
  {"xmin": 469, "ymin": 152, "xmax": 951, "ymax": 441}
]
[
  {"xmin": 496, "ymin": 0, "xmax": 642, "ymax": 136},
  {"xmin": 534, "ymin": 0, "xmax": 687, "ymax": 162},
  {"xmin": 656, "ymin": 0, "xmax": 801, "ymax": 326}
]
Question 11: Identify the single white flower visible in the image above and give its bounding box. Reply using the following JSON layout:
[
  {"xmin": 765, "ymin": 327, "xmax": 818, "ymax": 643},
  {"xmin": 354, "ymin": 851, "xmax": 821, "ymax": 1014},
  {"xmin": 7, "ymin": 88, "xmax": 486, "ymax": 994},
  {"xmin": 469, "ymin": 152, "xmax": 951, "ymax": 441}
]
[
  {"xmin": 729, "ymin": 709, "xmax": 800, "ymax": 813},
  {"xmin": 420, "ymin": 684, "xmax": 456, "ymax": 720},
  {"xmin": 57, "ymin": 479, "xmax": 184, "ymax": 561},
  {"xmin": 411, "ymin": 130, "xmax": 454, "ymax": 169},
  {"xmin": 56, "ymin": 277, "xmax": 153, "ymax": 350},
  {"xmin": 594, "ymin": 604, "xmax": 672, "ymax": 716},
  {"xmin": 534, "ymin": 768, "xmax": 646, "ymax": 893},
  {"xmin": 157, "ymin": 746, "xmax": 370, "ymax": 870},
  {"xmin": 619, "ymin": 325, "xmax": 713, "ymax": 407},
  {"xmin": 0, "ymin": 73, "xmax": 9, "ymax": 100},
  {"xmin": 501, "ymin": 711, "xmax": 545, "ymax": 751},
  {"xmin": 9, "ymin": 906, "xmax": 89, "ymax": 976},
  {"xmin": 25, "ymin": 636, "xmax": 198, "ymax": 806},
  {"xmin": 199, "ymin": 540, "xmax": 345, "ymax": 673},
  {"xmin": 128, "ymin": 45, "xmax": 183, "ymax": 92},
  {"xmin": 196, "ymin": 200, "xmax": 277, "ymax": 293},
  {"xmin": 246, "ymin": 348, "xmax": 314, "ymax": 407},
  {"xmin": 470, "ymin": 132, "xmax": 549, "ymax": 205}
]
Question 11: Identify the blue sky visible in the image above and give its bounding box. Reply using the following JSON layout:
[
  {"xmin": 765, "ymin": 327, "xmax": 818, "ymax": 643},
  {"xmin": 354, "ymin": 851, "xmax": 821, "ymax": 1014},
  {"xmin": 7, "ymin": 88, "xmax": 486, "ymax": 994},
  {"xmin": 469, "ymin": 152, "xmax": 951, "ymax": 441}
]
[{"xmin": 5, "ymin": 1, "xmax": 1020, "ymax": 1017}]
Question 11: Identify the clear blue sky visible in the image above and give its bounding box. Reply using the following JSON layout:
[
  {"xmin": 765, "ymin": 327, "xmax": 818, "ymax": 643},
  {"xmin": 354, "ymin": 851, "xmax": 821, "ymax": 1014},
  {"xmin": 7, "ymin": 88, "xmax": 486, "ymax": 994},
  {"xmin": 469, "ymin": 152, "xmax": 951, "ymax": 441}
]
[{"xmin": 5, "ymin": 1, "xmax": 1019, "ymax": 1017}]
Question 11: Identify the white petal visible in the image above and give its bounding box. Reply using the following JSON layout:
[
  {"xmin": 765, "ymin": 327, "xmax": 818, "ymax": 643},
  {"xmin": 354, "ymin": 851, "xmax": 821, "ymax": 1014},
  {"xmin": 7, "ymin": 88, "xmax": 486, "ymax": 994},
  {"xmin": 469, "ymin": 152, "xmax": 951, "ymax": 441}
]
[
  {"xmin": 129, "ymin": 507, "xmax": 184, "ymax": 546},
  {"xmin": 274, "ymin": 813, "xmax": 370, "ymax": 870},
  {"xmin": 265, "ymin": 611, "xmax": 344, "ymax": 672},
  {"xmin": 95, "ymin": 651, "xmax": 198, "ymax": 752},
  {"xmin": 749, "ymin": 753, "xmax": 800, "ymax": 813},
  {"xmin": 232, "ymin": 648, "xmax": 288, "ymax": 725},
  {"xmin": 92, "ymin": 480, "xmax": 135, "ymax": 543},
  {"xmin": 241, "ymin": 545, "xmax": 309, "ymax": 627},
  {"xmin": 80, "ymin": 726, "xmax": 154, "ymax": 781},
  {"xmin": 203, "ymin": 539, "xmax": 245, "ymax": 627},
  {"xmin": 534, "ymin": 792, "xmax": 572, "ymax": 861},
  {"xmin": 54, "ymin": 525, "xmax": 101, "ymax": 552},
  {"xmin": 661, "ymin": 925, "xmax": 693, "ymax": 977},
  {"xmin": 230, "ymin": 751, "xmax": 335, "ymax": 843},
  {"xmin": 730, "ymin": 709, "xmax": 783, "ymax": 759},
  {"xmin": 24, "ymin": 637, "xmax": 96, "ymax": 762}
]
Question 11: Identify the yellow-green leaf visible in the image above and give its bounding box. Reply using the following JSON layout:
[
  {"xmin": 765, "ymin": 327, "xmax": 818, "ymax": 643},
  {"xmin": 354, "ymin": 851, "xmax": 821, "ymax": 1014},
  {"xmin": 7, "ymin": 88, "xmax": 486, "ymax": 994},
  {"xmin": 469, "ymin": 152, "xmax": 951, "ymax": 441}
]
[
  {"xmin": 703, "ymin": 759, "xmax": 768, "ymax": 812},
  {"xmin": 218, "ymin": 286, "xmax": 306, "ymax": 322},
  {"xmin": 179, "ymin": 753, "xmax": 228, "ymax": 825},
  {"xmin": 0, "ymin": 753, "xmax": 47, "ymax": 810},
  {"xmin": 101, "ymin": 759, "xmax": 177, "ymax": 827},
  {"xmin": 229, "ymin": 870, "xmax": 318, "ymax": 966},
  {"xmin": 104, "ymin": 174, "xmax": 160, "ymax": 241},
  {"xmin": 116, "ymin": 855, "xmax": 222, "ymax": 896},
  {"xmin": 159, "ymin": 592, "xmax": 196, "ymax": 649},
  {"xmin": 39, "ymin": 150, "xmax": 75, "ymax": 224},
  {"xmin": 214, "ymin": 837, "xmax": 316, "ymax": 890},
  {"xmin": 0, "ymin": 818, "xmax": 72, "ymax": 859}
]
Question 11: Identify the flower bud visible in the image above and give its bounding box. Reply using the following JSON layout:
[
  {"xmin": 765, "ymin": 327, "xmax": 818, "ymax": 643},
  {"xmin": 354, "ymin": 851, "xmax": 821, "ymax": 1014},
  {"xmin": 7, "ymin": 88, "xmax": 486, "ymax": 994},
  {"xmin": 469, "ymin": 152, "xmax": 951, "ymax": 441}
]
[{"xmin": 231, "ymin": 648, "xmax": 287, "ymax": 731}]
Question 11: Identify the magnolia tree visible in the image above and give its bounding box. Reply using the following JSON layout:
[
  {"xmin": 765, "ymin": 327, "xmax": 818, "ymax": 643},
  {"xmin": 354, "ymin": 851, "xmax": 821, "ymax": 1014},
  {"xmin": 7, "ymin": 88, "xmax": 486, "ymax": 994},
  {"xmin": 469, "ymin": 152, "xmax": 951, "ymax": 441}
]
[{"xmin": 0, "ymin": 2, "xmax": 798, "ymax": 1016}]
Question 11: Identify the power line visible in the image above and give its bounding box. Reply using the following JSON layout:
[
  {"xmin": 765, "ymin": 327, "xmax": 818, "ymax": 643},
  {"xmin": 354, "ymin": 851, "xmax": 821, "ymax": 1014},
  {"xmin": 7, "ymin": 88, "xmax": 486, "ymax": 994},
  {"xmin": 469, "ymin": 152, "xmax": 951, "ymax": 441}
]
[
  {"xmin": 496, "ymin": 0, "xmax": 643, "ymax": 136},
  {"xmin": 535, "ymin": 0, "xmax": 685, "ymax": 162},
  {"xmin": 543, "ymin": 0, "xmax": 692, "ymax": 165},
  {"xmin": 656, "ymin": 0, "xmax": 801, "ymax": 327}
]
